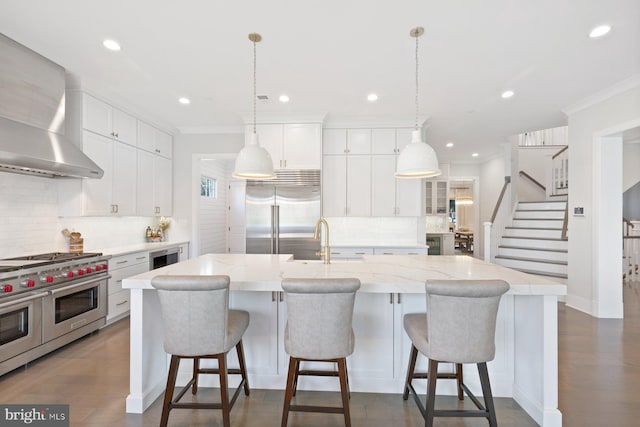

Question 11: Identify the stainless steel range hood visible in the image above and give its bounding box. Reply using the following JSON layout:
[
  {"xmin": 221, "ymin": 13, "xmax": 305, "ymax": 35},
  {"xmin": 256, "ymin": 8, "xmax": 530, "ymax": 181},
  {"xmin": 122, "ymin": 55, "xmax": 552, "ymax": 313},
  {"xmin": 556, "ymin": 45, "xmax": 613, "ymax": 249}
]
[{"xmin": 0, "ymin": 33, "xmax": 103, "ymax": 178}]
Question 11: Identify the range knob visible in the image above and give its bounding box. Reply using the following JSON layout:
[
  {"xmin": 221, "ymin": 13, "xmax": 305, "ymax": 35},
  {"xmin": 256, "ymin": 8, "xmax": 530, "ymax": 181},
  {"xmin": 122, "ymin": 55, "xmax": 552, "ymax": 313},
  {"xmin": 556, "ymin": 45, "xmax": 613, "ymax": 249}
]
[
  {"xmin": 77, "ymin": 269, "xmax": 85, "ymax": 276},
  {"xmin": 102, "ymin": 263, "xmax": 109, "ymax": 270},
  {"xmin": 86, "ymin": 267, "xmax": 93, "ymax": 274},
  {"xmin": 66, "ymin": 271, "xmax": 75, "ymax": 278},
  {"xmin": 1, "ymin": 284, "xmax": 13, "ymax": 293},
  {"xmin": 40, "ymin": 275, "xmax": 55, "ymax": 283},
  {"xmin": 21, "ymin": 279, "xmax": 35, "ymax": 288},
  {"xmin": 95, "ymin": 265, "xmax": 103, "ymax": 272}
]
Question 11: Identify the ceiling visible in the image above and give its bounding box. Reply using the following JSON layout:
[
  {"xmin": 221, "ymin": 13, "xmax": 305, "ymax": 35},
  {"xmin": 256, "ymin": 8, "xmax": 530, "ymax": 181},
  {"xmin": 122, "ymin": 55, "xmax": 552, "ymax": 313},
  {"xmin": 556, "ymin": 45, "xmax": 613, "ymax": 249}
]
[{"xmin": 1, "ymin": 0, "xmax": 638, "ymax": 163}]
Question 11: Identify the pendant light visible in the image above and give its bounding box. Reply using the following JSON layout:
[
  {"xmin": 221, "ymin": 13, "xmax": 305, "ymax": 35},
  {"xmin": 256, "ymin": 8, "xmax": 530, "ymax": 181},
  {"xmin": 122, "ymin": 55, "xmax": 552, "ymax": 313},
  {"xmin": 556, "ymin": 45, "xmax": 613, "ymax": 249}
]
[
  {"xmin": 455, "ymin": 188, "xmax": 474, "ymax": 205},
  {"xmin": 232, "ymin": 33, "xmax": 275, "ymax": 180},
  {"xmin": 395, "ymin": 27, "xmax": 441, "ymax": 179}
]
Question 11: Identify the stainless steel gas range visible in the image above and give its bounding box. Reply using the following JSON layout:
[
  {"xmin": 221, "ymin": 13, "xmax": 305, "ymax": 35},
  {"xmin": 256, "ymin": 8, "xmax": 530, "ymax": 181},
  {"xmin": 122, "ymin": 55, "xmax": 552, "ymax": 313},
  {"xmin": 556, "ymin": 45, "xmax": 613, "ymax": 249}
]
[{"xmin": 0, "ymin": 252, "xmax": 111, "ymax": 376}]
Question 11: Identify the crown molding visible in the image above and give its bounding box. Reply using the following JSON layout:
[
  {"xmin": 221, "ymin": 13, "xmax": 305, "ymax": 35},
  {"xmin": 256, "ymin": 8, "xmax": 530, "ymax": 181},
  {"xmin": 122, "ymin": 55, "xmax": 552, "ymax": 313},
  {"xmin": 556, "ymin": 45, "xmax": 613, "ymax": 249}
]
[
  {"xmin": 177, "ymin": 125, "xmax": 243, "ymax": 134},
  {"xmin": 562, "ymin": 73, "xmax": 640, "ymax": 116},
  {"xmin": 323, "ymin": 115, "xmax": 429, "ymax": 129},
  {"xmin": 239, "ymin": 112, "xmax": 327, "ymax": 124}
]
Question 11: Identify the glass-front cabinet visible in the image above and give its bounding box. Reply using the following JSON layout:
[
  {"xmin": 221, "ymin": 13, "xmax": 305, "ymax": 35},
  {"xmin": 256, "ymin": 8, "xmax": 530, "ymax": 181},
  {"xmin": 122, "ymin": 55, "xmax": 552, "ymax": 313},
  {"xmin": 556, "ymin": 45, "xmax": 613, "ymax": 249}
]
[{"xmin": 425, "ymin": 181, "xmax": 449, "ymax": 214}]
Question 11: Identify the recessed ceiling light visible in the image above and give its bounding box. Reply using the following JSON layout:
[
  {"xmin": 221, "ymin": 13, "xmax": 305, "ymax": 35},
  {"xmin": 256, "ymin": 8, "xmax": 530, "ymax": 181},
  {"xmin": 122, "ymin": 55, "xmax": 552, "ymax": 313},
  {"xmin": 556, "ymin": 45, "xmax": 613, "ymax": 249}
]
[
  {"xmin": 589, "ymin": 25, "xmax": 611, "ymax": 38},
  {"xmin": 102, "ymin": 39, "xmax": 121, "ymax": 51},
  {"xmin": 279, "ymin": 94, "xmax": 290, "ymax": 103},
  {"xmin": 178, "ymin": 97, "xmax": 190, "ymax": 105},
  {"xmin": 472, "ymin": 153, "xmax": 479, "ymax": 157},
  {"xmin": 446, "ymin": 142, "xmax": 454, "ymax": 148},
  {"xmin": 367, "ymin": 93, "xmax": 378, "ymax": 102},
  {"xmin": 501, "ymin": 90, "xmax": 514, "ymax": 99}
]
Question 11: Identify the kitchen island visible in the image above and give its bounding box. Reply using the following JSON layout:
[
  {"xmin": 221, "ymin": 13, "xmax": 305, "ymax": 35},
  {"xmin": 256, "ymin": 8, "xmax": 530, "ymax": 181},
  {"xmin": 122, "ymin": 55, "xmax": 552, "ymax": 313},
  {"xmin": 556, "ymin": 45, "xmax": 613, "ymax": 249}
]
[{"xmin": 123, "ymin": 253, "xmax": 565, "ymax": 426}]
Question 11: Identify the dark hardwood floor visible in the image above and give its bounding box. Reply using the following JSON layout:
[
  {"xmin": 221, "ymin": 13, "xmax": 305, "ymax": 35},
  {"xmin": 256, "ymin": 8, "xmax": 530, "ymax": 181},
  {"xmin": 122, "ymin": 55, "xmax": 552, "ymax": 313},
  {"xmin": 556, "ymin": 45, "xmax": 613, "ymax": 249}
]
[{"xmin": 1, "ymin": 283, "xmax": 639, "ymax": 426}]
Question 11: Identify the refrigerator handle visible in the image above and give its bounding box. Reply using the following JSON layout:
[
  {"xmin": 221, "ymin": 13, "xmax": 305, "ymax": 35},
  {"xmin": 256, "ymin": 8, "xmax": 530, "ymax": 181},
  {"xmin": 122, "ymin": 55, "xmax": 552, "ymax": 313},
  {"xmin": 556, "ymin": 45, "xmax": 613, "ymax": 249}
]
[
  {"xmin": 274, "ymin": 205, "xmax": 280, "ymax": 254},
  {"xmin": 270, "ymin": 205, "xmax": 276, "ymax": 254}
]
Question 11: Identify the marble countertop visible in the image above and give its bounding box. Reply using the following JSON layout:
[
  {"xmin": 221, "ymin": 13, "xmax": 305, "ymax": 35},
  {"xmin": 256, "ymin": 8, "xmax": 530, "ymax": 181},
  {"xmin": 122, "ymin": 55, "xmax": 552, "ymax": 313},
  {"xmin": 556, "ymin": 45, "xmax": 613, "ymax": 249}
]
[
  {"xmin": 98, "ymin": 241, "xmax": 190, "ymax": 257},
  {"xmin": 123, "ymin": 253, "xmax": 566, "ymax": 296}
]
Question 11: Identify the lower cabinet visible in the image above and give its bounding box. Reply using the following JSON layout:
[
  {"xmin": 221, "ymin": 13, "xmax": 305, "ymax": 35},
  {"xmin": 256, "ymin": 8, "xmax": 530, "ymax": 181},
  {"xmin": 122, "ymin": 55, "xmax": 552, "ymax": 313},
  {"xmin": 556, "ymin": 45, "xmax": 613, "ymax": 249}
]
[
  {"xmin": 107, "ymin": 251, "xmax": 149, "ymax": 324},
  {"xmin": 330, "ymin": 246, "xmax": 428, "ymax": 259},
  {"xmin": 228, "ymin": 289, "xmax": 427, "ymax": 391}
]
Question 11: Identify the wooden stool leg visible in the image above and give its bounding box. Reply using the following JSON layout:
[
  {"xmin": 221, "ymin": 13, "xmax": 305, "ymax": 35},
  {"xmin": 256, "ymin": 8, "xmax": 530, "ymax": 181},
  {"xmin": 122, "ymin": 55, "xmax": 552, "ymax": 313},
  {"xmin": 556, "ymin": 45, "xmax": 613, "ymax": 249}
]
[
  {"xmin": 456, "ymin": 363, "xmax": 464, "ymax": 400},
  {"xmin": 281, "ymin": 357, "xmax": 297, "ymax": 427},
  {"xmin": 478, "ymin": 362, "xmax": 498, "ymax": 427},
  {"xmin": 338, "ymin": 358, "xmax": 351, "ymax": 427},
  {"xmin": 218, "ymin": 354, "xmax": 231, "ymax": 427},
  {"xmin": 403, "ymin": 345, "xmax": 419, "ymax": 400},
  {"xmin": 292, "ymin": 358, "xmax": 300, "ymax": 397},
  {"xmin": 425, "ymin": 359, "xmax": 438, "ymax": 427},
  {"xmin": 192, "ymin": 357, "xmax": 199, "ymax": 395},
  {"xmin": 160, "ymin": 355, "xmax": 180, "ymax": 427},
  {"xmin": 236, "ymin": 340, "xmax": 251, "ymax": 396}
]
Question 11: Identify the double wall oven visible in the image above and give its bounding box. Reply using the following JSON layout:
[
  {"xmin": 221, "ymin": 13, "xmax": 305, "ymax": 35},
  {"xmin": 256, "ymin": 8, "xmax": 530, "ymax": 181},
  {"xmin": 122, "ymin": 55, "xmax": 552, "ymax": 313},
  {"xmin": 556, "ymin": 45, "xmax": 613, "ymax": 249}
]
[{"xmin": 0, "ymin": 252, "xmax": 111, "ymax": 376}]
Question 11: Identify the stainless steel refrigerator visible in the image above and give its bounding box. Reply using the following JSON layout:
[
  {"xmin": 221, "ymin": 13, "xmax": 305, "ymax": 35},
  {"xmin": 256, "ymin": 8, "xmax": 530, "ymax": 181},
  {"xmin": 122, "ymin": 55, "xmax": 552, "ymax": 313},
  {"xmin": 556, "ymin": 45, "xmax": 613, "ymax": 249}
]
[{"xmin": 245, "ymin": 170, "xmax": 321, "ymax": 260}]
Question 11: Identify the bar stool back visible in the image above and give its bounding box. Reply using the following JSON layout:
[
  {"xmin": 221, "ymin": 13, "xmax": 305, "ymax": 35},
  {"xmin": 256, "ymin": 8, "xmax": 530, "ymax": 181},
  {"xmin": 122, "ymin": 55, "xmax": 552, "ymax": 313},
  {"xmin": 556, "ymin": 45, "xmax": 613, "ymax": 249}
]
[
  {"xmin": 280, "ymin": 277, "xmax": 361, "ymax": 427},
  {"xmin": 151, "ymin": 275, "xmax": 250, "ymax": 427},
  {"xmin": 403, "ymin": 279, "xmax": 509, "ymax": 427}
]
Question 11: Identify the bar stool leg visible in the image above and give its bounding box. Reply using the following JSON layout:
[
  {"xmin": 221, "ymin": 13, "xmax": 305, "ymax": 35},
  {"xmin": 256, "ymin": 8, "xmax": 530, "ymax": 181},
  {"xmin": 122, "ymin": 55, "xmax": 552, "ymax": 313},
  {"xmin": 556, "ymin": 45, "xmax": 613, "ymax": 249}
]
[
  {"xmin": 292, "ymin": 358, "xmax": 301, "ymax": 397},
  {"xmin": 160, "ymin": 355, "xmax": 180, "ymax": 427},
  {"xmin": 235, "ymin": 340, "xmax": 251, "ymax": 396},
  {"xmin": 192, "ymin": 357, "xmax": 199, "ymax": 395},
  {"xmin": 425, "ymin": 359, "xmax": 438, "ymax": 427},
  {"xmin": 455, "ymin": 363, "xmax": 464, "ymax": 400},
  {"xmin": 337, "ymin": 358, "xmax": 351, "ymax": 427},
  {"xmin": 281, "ymin": 357, "xmax": 297, "ymax": 427},
  {"xmin": 478, "ymin": 362, "xmax": 498, "ymax": 427},
  {"xmin": 218, "ymin": 354, "xmax": 231, "ymax": 427},
  {"xmin": 403, "ymin": 345, "xmax": 419, "ymax": 400}
]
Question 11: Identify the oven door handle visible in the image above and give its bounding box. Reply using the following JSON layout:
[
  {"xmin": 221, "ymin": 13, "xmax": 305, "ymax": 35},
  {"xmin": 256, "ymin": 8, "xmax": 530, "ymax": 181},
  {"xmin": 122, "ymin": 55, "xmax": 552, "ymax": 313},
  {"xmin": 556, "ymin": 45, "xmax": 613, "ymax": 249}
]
[
  {"xmin": 48, "ymin": 276, "xmax": 111, "ymax": 295},
  {"xmin": 0, "ymin": 291, "xmax": 49, "ymax": 309}
]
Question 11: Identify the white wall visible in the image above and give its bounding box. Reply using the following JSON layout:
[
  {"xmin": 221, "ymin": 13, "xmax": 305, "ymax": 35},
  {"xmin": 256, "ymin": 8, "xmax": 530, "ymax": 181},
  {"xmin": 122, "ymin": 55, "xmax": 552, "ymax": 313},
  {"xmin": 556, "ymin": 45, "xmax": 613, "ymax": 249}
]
[
  {"xmin": 0, "ymin": 171, "xmax": 158, "ymax": 258},
  {"xmin": 566, "ymin": 81, "xmax": 640, "ymax": 318},
  {"xmin": 517, "ymin": 146, "xmax": 560, "ymax": 201},
  {"xmin": 198, "ymin": 159, "xmax": 231, "ymax": 254},
  {"xmin": 623, "ymin": 142, "xmax": 640, "ymax": 191},
  {"xmin": 172, "ymin": 132, "xmax": 244, "ymax": 256}
]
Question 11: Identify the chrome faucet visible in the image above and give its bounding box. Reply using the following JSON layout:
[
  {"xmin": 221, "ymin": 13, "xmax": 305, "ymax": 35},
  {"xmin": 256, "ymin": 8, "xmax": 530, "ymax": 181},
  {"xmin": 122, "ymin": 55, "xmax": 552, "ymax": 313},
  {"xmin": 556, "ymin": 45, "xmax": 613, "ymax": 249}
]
[{"xmin": 314, "ymin": 218, "xmax": 331, "ymax": 264}]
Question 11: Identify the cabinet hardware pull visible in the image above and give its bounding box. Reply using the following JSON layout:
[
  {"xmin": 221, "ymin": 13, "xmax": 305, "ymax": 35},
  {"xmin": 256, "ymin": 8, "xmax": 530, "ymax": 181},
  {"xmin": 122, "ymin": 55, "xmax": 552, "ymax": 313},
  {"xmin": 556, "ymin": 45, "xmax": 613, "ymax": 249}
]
[
  {"xmin": 397, "ymin": 293, "xmax": 401, "ymax": 304},
  {"xmin": 271, "ymin": 291, "xmax": 276, "ymax": 302},
  {"xmin": 136, "ymin": 256, "xmax": 146, "ymax": 260},
  {"xmin": 116, "ymin": 300, "xmax": 128, "ymax": 306},
  {"xmin": 389, "ymin": 293, "xmax": 393, "ymax": 304},
  {"xmin": 355, "ymin": 252, "xmax": 365, "ymax": 255},
  {"xmin": 116, "ymin": 260, "xmax": 128, "ymax": 264},
  {"xmin": 279, "ymin": 292, "xmax": 284, "ymax": 302},
  {"xmin": 116, "ymin": 279, "xmax": 122, "ymax": 283}
]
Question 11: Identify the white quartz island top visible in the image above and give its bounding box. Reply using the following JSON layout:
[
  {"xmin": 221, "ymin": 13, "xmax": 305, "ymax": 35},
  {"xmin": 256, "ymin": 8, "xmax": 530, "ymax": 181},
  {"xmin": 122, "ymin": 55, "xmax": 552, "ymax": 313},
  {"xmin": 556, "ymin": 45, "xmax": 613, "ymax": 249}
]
[{"xmin": 123, "ymin": 253, "xmax": 565, "ymax": 296}]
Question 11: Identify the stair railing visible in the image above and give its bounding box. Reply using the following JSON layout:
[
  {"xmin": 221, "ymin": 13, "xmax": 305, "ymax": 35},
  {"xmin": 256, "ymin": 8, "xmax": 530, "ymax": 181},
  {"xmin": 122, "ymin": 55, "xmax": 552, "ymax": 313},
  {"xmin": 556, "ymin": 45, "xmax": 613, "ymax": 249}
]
[
  {"xmin": 551, "ymin": 146, "xmax": 569, "ymax": 196},
  {"xmin": 484, "ymin": 176, "xmax": 512, "ymax": 262},
  {"xmin": 623, "ymin": 218, "xmax": 639, "ymax": 281},
  {"xmin": 519, "ymin": 170, "xmax": 546, "ymax": 193},
  {"xmin": 561, "ymin": 203, "xmax": 569, "ymax": 240}
]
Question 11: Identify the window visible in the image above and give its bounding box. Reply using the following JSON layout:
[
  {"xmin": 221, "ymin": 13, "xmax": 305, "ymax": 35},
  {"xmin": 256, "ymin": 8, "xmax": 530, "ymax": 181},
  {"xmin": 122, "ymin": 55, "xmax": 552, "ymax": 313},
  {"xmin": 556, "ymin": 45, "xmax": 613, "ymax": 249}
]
[{"xmin": 201, "ymin": 176, "xmax": 217, "ymax": 198}]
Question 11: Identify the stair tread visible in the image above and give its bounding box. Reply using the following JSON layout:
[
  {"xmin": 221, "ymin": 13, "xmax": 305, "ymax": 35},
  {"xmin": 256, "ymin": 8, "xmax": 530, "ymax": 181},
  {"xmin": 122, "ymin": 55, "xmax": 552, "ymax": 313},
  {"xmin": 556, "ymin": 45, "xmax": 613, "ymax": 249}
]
[
  {"xmin": 505, "ymin": 226, "xmax": 562, "ymax": 230},
  {"xmin": 502, "ymin": 236, "xmax": 568, "ymax": 241},
  {"xmin": 498, "ymin": 245, "xmax": 567, "ymax": 253},
  {"xmin": 510, "ymin": 268, "xmax": 568, "ymax": 279},
  {"xmin": 495, "ymin": 255, "xmax": 567, "ymax": 265}
]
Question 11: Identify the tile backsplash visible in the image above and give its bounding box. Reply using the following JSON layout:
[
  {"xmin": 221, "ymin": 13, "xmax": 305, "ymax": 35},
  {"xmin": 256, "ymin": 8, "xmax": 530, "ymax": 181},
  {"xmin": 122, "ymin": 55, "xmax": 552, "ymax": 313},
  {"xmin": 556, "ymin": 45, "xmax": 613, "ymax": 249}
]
[
  {"xmin": 325, "ymin": 217, "xmax": 425, "ymax": 246},
  {"xmin": 0, "ymin": 172, "xmax": 179, "ymax": 258}
]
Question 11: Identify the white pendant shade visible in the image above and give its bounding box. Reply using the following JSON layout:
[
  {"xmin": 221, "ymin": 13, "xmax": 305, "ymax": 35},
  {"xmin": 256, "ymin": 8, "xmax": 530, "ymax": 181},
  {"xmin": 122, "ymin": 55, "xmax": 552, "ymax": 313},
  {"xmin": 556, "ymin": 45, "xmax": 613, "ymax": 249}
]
[
  {"xmin": 232, "ymin": 133, "xmax": 275, "ymax": 179},
  {"xmin": 395, "ymin": 130, "xmax": 441, "ymax": 178},
  {"xmin": 456, "ymin": 197, "xmax": 474, "ymax": 205}
]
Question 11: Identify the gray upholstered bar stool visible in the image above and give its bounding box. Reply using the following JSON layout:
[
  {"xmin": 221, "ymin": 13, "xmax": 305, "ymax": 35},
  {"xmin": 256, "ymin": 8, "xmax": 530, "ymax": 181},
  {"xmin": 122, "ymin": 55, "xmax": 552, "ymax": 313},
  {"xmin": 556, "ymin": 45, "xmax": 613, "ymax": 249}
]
[
  {"xmin": 403, "ymin": 279, "xmax": 510, "ymax": 427},
  {"xmin": 280, "ymin": 277, "xmax": 361, "ymax": 427},
  {"xmin": 151, "ymin": 275, "xmax": 250, "ymax": 427}
]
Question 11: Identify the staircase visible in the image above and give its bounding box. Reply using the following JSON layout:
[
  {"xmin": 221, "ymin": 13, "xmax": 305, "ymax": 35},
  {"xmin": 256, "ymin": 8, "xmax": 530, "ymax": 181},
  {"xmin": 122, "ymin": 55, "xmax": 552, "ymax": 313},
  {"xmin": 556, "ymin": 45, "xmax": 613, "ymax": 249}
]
[{"xmin": 494, "ymin": 200, "xmax": 568, "ymax": 283}]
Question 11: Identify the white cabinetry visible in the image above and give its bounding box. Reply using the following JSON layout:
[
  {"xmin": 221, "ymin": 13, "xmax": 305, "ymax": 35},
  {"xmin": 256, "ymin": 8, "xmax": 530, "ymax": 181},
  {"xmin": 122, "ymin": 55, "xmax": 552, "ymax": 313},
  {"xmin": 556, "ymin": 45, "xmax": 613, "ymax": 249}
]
[
  {"xmin": 138, "ymin": 121, "xmax": 173, "ymax": 159},
  {"xmin": 107, "ymin": 251, "xmax": 149, "ymax": 324},
  {"xmin": 136, "ymin": 142, "xmax": 173, "ymax": 216},
  {"xmin": 83, "ymin": 93, "xmax": 137, "ymax": 146},
  {"xmin": 178, "ymin": 243, "xmax": 190, "ymax": 262},
  {"xmin": 330, "ymin": 247, "xmax": 427, "ymax": 259},
  {"xmin": 322, "ymin": 129, "xmax": 371, "ymax": 217},
  {"xmin": 245, "ymin": 123, "xmax": 321, "ymax": 170},
  {"xmin": 425, "ymin": 180, "xmax": 449, "ymax": 214},
  {"xmin": 82, "ymin": 131, "xmax": 137, "ymax": 216}
]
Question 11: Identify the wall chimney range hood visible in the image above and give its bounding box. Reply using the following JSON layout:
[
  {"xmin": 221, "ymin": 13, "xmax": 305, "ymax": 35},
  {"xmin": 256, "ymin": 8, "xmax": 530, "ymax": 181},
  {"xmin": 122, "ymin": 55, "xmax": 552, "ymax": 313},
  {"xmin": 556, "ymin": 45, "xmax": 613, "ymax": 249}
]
[{"xmin": 0, "ymin": 33, "xmax": 103, "ymax": 178}]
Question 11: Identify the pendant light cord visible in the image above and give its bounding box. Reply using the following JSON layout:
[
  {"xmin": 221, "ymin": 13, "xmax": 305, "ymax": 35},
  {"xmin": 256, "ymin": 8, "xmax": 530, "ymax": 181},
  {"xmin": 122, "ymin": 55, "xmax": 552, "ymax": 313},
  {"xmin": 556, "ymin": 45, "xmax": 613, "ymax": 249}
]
[
  {"xmin": 415, "ymin": 32, "xmax": 419, "ymax": 131},
  {"xmin": 253, "ymin": 38, "xmax": 257, "ymax": 135}
]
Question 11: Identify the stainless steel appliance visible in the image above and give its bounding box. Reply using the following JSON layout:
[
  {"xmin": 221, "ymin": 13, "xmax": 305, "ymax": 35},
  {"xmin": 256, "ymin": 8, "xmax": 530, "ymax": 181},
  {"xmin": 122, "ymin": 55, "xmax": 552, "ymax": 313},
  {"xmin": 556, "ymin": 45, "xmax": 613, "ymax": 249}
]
[
  {"xmin": 0, "ymin": 252, "xmax": 111, "ymax": 376},
  {"xmin": 246, "ymin": 170, "xmax": 321, "ymax": 260},
  {"xmin": 149, "ymin": 247, "xmax": 179, "ymax": 270}
]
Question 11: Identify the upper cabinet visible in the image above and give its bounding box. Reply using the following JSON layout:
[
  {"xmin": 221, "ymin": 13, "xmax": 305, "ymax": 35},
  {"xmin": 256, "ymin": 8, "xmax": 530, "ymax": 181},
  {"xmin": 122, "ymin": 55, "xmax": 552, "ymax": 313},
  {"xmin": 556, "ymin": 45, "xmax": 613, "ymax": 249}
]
[
  {"xmin": 83, "ymin": 93, "xmax": 137, "ymax": 146},
  {"xmin": 138, "ymin": 121, "xmax": 173, "ymax": 159},
  {"xmin": 245, "ymin": 123, "xmax": 321, "ymax": 170},
  {"xmin": 425, "ymin": 180, "xmax": 449, "ymax": 215},
  {"xmin": 323, "ymin": 129, "xmax": 371, "ymax": 155}
]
